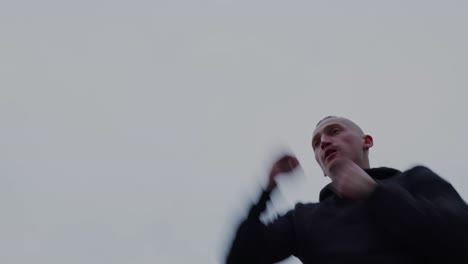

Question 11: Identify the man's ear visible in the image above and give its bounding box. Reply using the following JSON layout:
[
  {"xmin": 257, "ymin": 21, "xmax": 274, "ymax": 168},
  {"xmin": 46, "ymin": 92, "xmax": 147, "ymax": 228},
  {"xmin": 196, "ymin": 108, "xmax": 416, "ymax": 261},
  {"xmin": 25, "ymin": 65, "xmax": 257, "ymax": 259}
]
[{"xmin": 363, "ymin": 134, "xmax": 373, "ymax": 150}]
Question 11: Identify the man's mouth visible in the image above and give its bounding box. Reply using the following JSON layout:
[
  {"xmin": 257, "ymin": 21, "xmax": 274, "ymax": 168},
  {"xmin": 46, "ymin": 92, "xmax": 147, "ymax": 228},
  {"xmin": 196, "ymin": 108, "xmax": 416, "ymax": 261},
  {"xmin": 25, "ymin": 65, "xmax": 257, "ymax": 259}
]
[{"xmin": 324, "ymin": 148, "xmax": 337, "ymax": 162}]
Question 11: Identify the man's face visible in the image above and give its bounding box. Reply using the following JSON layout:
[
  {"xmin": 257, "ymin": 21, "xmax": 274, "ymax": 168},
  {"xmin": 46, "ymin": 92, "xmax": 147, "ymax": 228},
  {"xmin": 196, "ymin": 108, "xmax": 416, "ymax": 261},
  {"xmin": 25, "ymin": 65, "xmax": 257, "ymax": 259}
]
[{"xmin": 311, "ymin": 117, "xmax": 372, "ymax": 175}]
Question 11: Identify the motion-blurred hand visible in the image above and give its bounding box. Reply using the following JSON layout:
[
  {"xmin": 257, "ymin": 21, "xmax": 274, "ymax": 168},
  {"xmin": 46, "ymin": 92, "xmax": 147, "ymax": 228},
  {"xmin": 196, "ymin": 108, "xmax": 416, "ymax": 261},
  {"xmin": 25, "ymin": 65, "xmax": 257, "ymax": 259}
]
[
  {"xmin": 267, "ymin": 155, "xmax": 300, "ymax": 191},
  {"xmin": 327, "ymin": 158, "xmax": 377, "ymax": 200}
]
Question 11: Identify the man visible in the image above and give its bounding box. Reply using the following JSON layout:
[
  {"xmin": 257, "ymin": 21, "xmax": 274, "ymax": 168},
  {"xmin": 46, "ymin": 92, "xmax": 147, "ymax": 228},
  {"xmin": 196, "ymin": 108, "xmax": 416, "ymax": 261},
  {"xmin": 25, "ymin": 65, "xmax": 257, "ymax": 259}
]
[{"xmin": 226, "ymin": 116, "xmax": 468, "ymax": 264}]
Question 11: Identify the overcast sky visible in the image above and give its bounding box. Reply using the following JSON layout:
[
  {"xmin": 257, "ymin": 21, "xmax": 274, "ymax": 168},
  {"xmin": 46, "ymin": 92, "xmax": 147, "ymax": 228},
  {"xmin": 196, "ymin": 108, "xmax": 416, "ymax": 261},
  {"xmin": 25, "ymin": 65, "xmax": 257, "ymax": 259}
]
[{"xmin": 2, "ymin": 1, "xmax": 468, "ymax": 263}]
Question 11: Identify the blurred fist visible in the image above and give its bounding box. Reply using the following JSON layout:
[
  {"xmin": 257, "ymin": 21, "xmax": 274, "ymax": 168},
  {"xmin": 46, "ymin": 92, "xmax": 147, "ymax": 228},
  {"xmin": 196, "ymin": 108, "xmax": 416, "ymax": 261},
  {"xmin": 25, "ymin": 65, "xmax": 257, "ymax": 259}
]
[
  {"xmin": 267, "ymin": 155, "xmax": 300, "ymax": 191},
  {"xmin": 328, "ymin": 158, "xmax": 377, "ymax": 200}
]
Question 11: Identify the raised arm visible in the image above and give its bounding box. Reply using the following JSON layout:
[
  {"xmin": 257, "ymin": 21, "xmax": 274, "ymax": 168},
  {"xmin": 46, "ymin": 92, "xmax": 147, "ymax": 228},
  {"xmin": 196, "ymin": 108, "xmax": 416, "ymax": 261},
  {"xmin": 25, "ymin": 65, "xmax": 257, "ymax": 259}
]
[{"xmin": 226, "ymin": 155, "xmax": 300, "ymax": 264}]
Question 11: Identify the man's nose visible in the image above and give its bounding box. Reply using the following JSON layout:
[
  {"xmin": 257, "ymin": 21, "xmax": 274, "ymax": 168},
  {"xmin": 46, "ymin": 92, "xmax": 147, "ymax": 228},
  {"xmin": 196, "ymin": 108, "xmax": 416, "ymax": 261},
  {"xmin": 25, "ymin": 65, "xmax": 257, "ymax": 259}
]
[{"xmin": 320, "ymin": 137, "xmax": 331, "ymax": 149}]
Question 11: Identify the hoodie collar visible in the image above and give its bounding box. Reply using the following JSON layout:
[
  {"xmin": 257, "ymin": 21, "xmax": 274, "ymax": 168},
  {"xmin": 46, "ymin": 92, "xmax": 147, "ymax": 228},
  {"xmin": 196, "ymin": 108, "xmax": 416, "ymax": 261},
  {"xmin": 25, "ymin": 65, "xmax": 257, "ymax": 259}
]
[{"xmin": 318, "ymin": 167, "xmax": 401, "ymax": 202}]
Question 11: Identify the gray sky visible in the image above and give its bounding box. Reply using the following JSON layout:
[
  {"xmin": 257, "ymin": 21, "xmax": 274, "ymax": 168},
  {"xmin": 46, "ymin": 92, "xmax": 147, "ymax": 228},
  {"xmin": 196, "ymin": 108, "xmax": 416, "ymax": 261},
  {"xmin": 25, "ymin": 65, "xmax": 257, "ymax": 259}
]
[{"xmin": 2, "ymin": 1, "xmax": 468, "ymax": 263}]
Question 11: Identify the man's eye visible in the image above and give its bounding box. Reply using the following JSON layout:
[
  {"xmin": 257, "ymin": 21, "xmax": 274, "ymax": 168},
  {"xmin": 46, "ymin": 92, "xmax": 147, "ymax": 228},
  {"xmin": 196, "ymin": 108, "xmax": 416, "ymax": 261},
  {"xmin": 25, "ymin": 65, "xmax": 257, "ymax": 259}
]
[
  {"xmin": 313, "ymin": 141, "xmax": 320, "ymax": 148},
  {"xmin": 331, "ymin": 128, "xmax": 340, "ymax": 134}
]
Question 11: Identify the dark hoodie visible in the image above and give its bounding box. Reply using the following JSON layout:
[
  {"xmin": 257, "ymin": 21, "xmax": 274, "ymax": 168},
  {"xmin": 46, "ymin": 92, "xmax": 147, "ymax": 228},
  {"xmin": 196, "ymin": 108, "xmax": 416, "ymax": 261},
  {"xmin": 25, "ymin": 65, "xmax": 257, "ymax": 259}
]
[{"xmin": 226, "ymin": 166, "xmax": 468, "ymax": 264}]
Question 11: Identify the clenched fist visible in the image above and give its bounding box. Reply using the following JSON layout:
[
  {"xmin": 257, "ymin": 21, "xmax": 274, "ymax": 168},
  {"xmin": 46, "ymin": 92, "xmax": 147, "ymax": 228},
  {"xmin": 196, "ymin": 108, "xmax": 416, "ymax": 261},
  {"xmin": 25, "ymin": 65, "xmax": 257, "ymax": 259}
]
[
  {"xmin": 327, "ymin": 158, "xmax": 377, "ymax": 200},
  {"xmin": 267, "ymin": 155, "xmax": 300, "ymax": 191}
]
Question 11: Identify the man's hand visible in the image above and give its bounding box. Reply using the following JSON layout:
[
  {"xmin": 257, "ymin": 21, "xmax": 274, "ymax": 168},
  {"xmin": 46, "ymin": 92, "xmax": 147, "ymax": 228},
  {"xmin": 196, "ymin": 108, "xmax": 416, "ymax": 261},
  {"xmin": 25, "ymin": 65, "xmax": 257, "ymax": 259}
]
[
  {"xmin": 267, "ymin": 155, "xmax": 300, "ymax": 192},
  {"xmin": 327, "ymin": 158, "xmax": 377, "ymax": 200}
]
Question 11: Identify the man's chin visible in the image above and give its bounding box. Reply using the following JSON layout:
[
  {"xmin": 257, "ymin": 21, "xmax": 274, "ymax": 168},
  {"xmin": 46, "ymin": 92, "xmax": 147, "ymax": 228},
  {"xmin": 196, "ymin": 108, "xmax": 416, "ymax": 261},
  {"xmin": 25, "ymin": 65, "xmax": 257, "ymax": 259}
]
[{"xmin": 324, "ymin": 156, "xmax": 345, "ymax": 175}]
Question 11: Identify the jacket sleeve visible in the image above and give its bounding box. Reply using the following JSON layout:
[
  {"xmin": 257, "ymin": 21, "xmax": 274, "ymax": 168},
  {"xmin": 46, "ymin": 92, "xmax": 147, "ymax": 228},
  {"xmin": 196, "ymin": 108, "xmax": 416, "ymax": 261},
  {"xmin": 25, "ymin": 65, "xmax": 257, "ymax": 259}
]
[
  {"xmin": 368, "ymin": 166, "xmax": 468, "ymax": 256},
  {"xmin": 225, "ymin": 190, "xmax": 296, "ymax": 264}
]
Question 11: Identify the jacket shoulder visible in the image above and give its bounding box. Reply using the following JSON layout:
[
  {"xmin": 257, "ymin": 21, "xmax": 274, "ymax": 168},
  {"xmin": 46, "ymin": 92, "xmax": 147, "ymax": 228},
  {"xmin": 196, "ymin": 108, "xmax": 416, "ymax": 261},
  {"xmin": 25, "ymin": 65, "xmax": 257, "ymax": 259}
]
[
  {"xmin": 405, "ymin": 165, "xmax": 434, "ymax": 174},
  {"xmin": 401, "ymin": 165, "xmax": 452, "ymax": 188},
  {"xmin": 403, "ymin": 165, "xmax": 443, "ymax": 179}
]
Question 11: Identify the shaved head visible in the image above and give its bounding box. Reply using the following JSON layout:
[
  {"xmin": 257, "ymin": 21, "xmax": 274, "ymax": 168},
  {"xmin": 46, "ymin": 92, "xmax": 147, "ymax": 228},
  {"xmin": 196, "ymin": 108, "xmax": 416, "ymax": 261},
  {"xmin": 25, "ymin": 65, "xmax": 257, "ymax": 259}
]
[{"xmin": 315, "ymin": 116, "xmax": 365, "ymax": 136}]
